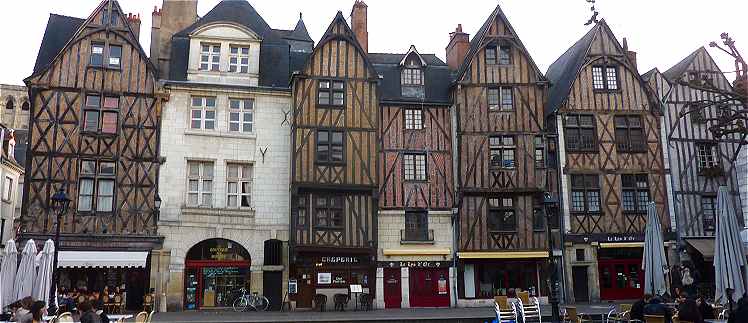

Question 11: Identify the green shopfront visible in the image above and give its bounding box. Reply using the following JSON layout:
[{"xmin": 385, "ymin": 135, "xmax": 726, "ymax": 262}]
[{"xmin": 184, "ymin": 239, "xmax": 251, "ymax": 309}]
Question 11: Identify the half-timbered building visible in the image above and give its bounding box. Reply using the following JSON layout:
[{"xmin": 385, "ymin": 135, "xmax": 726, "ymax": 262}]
[
  {"xmin": 644, "ymin": 48, "xmax": 745, "ymax": 287},
  {"xmin": 150, "ymin": 0, "xmax": 313, "ymax": 311},
  {"xmin": 546, "ymin": 20, "xmax": 669, "ymax": 301},
  {"xmin": 289, "ymin": 11, "xmax": 379, "ymax": 308},
  {"xmin": 371, "ymin": 46, "xmax": 454, "ymax": 308},
  {"xmin": 22, "ymin": 0, "xmax": 164, "ymax": 309},
  {"xmin": 448, "ymin": 5, "xmax": 556, "ymax": 307}
]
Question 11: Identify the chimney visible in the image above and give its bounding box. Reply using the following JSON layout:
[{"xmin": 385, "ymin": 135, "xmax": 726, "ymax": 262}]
[
  {"xmin": 151, "ymin": 0, "xmax": 198, "ymax": 79},
  {"xmin": 446, "ymin": 24, "xmax": 470, "ymax": 71},
  {"xmin": 351, "ymin": 0, "xmax": 368, "ymax": 53},
  {"xmin": 622, "ymin": 37, "xmax": 638, "ymax": 70},
  {"xmin": 127, "ymin": 13, "xmax": 141, "ymax": 40}
]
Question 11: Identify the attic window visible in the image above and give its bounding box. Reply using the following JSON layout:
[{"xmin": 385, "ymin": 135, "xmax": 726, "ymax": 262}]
[
  {"xmin": 401, "ymin": 68, "xmax": 423, "ymax": 86},
  {"xmin": 102, "ymin": 9, "xmax": 118, "ymax": 26},
  {"xmin": 592, "ymin": 66, "xmax": 619, "ymax": 91},
  {"xmin": 200, "ymin": 44, "xmax": 221, "ymax": 72},
  {"xmin": 230, "ymin": 46, "xmax": 250, "ymax": 73}
]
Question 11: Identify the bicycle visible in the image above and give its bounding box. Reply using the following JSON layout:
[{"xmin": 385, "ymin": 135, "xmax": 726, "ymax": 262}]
[{"xmin": 232, "ymin": 287, "xmax": 270, "ymax": 312}]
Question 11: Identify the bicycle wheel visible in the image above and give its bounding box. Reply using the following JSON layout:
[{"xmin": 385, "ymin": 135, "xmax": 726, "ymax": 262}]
[{"xmin": 233, "ymin": 297, "xmax": 249, "ymax": 312}]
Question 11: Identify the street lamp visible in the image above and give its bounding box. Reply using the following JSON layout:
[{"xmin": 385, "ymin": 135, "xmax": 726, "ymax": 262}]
[
  {"xmin": 154, "ymin": 193, "xmax": 162, "ymax": 220},
  {"xmin": 50, "ymin": 187, "xmax": 70, "ymax": 312},
  {"xmin": 543, "ymin": 192, "xmax": 561, "ymax": 323}
]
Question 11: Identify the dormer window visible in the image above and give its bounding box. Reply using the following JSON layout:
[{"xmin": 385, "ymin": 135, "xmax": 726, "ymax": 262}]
[
  {"xmin": 101, "ymin": 9, "xmax": 118, "ymax": 26},
  {"xmin": 200, "ymin": 44, "xmax": 221, "ymax": 71},
  {"xmin": 229, "ymin": 46, "xmax": 250, "ymax": 73},
  {"xmin": 401, "ymin": 68, "xmax": 423, "ymax": 86}
]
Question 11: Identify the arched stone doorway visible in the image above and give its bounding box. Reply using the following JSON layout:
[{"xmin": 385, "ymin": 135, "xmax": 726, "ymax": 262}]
[{"xmin": 184, "ymin": 238, "xmax": 251, "ymax": 309}]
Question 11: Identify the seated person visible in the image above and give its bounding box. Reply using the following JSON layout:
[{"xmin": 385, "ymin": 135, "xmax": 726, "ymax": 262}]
[
  {"xmin": 644, "ymin": 297, "xmax": 672, "ymax": 323},
  {"xmin": 631, "ymin": 294, "xmax": 653, "ymax": 322}
]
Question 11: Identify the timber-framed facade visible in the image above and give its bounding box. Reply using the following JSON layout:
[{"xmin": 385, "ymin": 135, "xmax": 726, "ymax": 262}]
[
  {"xmin": 450, "ymin": 5, "xmax": 556, "ymax": 306},
  {"xmin": 22, "ymin": 0, "xmax": 165, "ymax": 309},
  {"xmin": 546, "ymin": 20, "xmax": 669, "ymax": 302},
  {"xmin": 289, "ymin": 12, "xmax": 380, "ymax": 309}
]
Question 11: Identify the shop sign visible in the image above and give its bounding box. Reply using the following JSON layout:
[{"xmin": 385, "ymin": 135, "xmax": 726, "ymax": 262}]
[
  {"xmin": 203, "ymin": 267, "xmax": 240, "ymax": 278},
  {"xmin": 318, "ymin": 272, "xmax": 332, "ymax": 284},
  {"xmin": 378, "ymin": 261, "xmax": 451, "ymax": 268},
  {"xmin": 332, "ymin": 275, "xmax": 346, "ymax": 284},
  {"xmin": 437, "ymin": 277, "xmax": 448, "ymax": 295},
  {"xmin": 320, "ymin": 256, "xmax": 361, "ymax": 264},
  {"xmin": 350, "ymin": 284, "xmax": 363, "ymax": 293},
  {"xmin": 566, "ymin": 233, "xmax": 644, "ymax": 243},
  {"xmin": 209, "ymin": 246, "xmax": 230, "ymax": 260}
]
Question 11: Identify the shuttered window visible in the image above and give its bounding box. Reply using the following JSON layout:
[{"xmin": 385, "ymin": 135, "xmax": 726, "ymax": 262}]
[
  {"xmin": 565, "ymin": 114, "xmax": 597, "ymax": 152},
  {"xmin": 614, "ymin": 115, "xmax": 646, "ymax": 152}
]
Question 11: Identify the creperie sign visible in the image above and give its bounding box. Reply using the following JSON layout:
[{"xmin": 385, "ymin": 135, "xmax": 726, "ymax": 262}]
[{"xmin": 320, "ymin": 256, "xmax": 360, "ymax": 264}]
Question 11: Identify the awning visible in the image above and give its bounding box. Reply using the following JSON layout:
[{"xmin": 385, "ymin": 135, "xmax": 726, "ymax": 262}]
[
  {"xmin": 686, "ymin": 238, "xmax": 715, "ymax": 260},
  {"xmin": 599, "ymin": 242, "xmax": 645, "ymax": 248},
  {"xmin": 57, "ymin": 251, "xmax": 149, "ymax": 268},
  {"xmin": 457, "ymin": 251, "xmax": 548, "ymax": 259},
  {"xmin": 382, "ymin": 248, "xmax": 451, "ymax": 256}
]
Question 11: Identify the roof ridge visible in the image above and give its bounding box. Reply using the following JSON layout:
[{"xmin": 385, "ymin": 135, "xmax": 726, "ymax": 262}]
[{"xmin": 49, "ymin": 13, "xmax": 84, "ymax": 20}]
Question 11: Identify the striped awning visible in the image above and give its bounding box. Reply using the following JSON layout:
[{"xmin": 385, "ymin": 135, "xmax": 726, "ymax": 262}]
[{"xmin": 57, "ymin": 251, "xmax": 149, "ymax": 268}]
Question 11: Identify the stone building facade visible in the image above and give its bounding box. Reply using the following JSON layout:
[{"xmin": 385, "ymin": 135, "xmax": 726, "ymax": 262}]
[
  {"xmin": 0, "ymin": 84, "xmax": 30, "ymax": 241},
  {"xmin": 150, "ymin": 0, "xmax": 311, "ymax": 311}
]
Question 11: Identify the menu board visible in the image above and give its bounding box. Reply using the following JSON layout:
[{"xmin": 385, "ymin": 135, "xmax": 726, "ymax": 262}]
[{"xmin": 318, "ymin": 273, "xmax": 332, "ymax": 284}]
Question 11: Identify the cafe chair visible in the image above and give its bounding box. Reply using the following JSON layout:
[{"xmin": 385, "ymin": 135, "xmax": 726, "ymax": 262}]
[
  {"xmin": 644, "ymin": 315, "xmax": 665, "ymax": 323},
  {"xmin": 333, "ymin": 294, "xmax": 350, "ymax": 312},
  {"xmin": 494, "ymin": 297, "xmax": 516, "ymax": 323},
  {"xmin": 146, "ymin": 310, "xmax": 156, "ymax": 323},
  {"xmin": 518, "ymin": 297, "xmax": 542, "ymax": 323},
  {"xmin": 620, "ymin": 304, "xmax": 633, "ymax": 313},
  {"xmin": 358, "ymin": 293, "xmax": 373, "ymax": 311},
  {"xmin": 114, "ymin": 295, "xmax": 123, "ymax": 314},
  {"xmin": 495, "ymin": 296, "xmax": 510, "ymax": 311},
  {"xmin": 135, "ymin": 311, "xmax": 149, "ymax": 323},
  {"xmin": 564, "ymin": 306, "xmax": 593, "ymax": 323},
  {"xmin": 313, "ymin": 294, "xmax": 327, "ymax": 312}
]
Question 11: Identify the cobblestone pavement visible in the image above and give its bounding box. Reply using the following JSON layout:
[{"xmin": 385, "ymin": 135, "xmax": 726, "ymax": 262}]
[{"xmin": 151, "ymin": 303, "xmax": 624, "ymax": 323}]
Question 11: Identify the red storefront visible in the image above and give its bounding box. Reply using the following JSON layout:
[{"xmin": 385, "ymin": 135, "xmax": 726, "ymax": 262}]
[
  {"xmin": 183, "ymin": 239, "xmax": 252, "ymax": 309},
  {"xmin": 380, "ymin": 261, "xmax": 451, "ymax": 308},
  {"xmin": 598, "ymin": 247, "xmax": 644, "ymax": 300}
]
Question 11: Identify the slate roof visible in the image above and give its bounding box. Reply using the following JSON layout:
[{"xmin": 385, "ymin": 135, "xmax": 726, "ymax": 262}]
[
  {"xmin": 454, "ymin": 4, "xmax": 545, "ymax": 83},
  {"xmin": 169, "ymin": 0, "xmax": 308, "ymax": 88},
  {"xmin": 663, "ymin": 47, "xmax": 703, "ymax": 82},
  {"xmin": 32, "ymin": 14, "xmax": 85, "ymax": 75},
  {"xmin": 642, "ymin": 68, "xmax": 659, "ymax": 82},
  {"xmin": 369, "ymin": 52, "xmax": 452, "ymax": 104},
  {"xmin": 545, "ymin": 23, "xmax": 599, "ymax": 114}
]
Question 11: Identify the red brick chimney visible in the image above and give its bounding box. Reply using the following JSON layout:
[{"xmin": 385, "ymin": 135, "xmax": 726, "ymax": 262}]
[
  {"xmin": 127, "ymin": 13, "xmax": 141, "ymax": 40},
  {"xmin": 446, "ymin": 24, "xmax": 470, "ymax": 71},
  {"xmin": 351, "ymin": 0, "xmax": 368, "ymax": 52},
  {"xmin": 622, "ymin": 37, "xmax": 638, "ymax": 70}
]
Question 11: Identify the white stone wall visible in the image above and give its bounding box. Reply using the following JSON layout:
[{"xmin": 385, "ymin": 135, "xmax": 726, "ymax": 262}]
[
  {"xmin": 376, "ymin": 210, "xmax": 453, "ymax": 261},
  {"xmin": 157, "ymin": 84, "xmax": 291, "ymax": 309},
  {"xmin": 186, "ymin": 24, "xmax": 262, "ymax": 86}
]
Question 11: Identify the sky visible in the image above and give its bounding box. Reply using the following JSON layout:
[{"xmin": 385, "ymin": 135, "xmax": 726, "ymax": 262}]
[{"xmin": 0, "ymin": 0, "xmax": 746, "ymax": 86}]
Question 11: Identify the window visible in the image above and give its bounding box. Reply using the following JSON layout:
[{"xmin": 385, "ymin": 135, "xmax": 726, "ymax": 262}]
[
  {"xmin": 533, "ymin": 195, "xmax": 545, "ymax": 231},
  {"xmin": 318, "ymin": 80, "xmax": 345, "ymax": 107},
  {"xmin": 404, "ymin": 153, "xmax": 427, "ymax": 181},
  {"xmin": 3, "ymin": 176, "xmax": 12, "ymax": 201},
  {"xmin": 229, "ymin": 46, "xmax": 250, "ymax": 73},
  {"xmin": 576, "ymin": 249, "xmax": 586, "ymax": 261},
  {"xmin": 297, "ymin": 195, "xmax": 308, "ymax": 227},
  {"xmin": 488, "ymin": 87, "xmax": 513, "ymax": 111},
  {"xmin": 101, "ymin": 9, "xmax": 118, "ymax": 26},
  {"xmin": 570, "ymin": 174, "xmax": 601, "ymax": 214},
  {"xmin": 187, "ymin": 161, "xmax": 213, "ymax": 207},
  {"xmin": 534, "ymin": 136, "xmax": 545, "ymax": 168},
  {"xmin": 592, "ymin": 66, "xmax": 619, "ymax": 90},
  {"xmin": 404, "ymin": 108, "xmax": 423, "ymax": 130},
  {"xmin": 90, "ymin": 43, "xmax": 105, "ymax": 66},
  {"xmin": 5, "ymin": 99, "xmax": 13, "ymax": 110},
  {"xmin": 565, "ymin": 114, "xmax": 597, "ymax": 152},
  {"xmin": 701, "ymin": 195, "xmax": 716, "ymax": 232},
  {"xmin": 486, "ymin": 45, "xmax": 497, "ymax": 65},
  {"xmin": 226, "ymin": 163, "xmax": 251, "ymax": 209},
  {"xmin": 77, "ymin": 160, "xmax": 115, "ymax": 212},
  {"xmin": 488, "ymin": 197, "xmax": 516, "ymax": 232},
  {"xmin": 401, "ymin": 68, "xmax": 423, "ymax": 85},
  {"xmin": 615, "ymin": 115, "xmax": 646, "ymax": 152},
  {"xmin": 21, "ymin": 101, "xmax": 29, "ymax": 111},
  {"xmin": 499, "ymin": 45, "xmax": 512, "ymax": 65},
  {"xmin": 82, "ymin": 95, "xmax": 119, "ymax": 134},
  {"xmin": 622, "ymin": 174, "xmax": 649, "ymax": 213},
  {"xmin": 314, "ymin": 195, "xmax": 344, "ymax": 229},
  {"xmin": 229, "ymin": 99, "xmax": 253, "ymax": 133},
  {"xmin": 490, "ymin": 136, "xmax": 515, "ymax": 169},
  {"xmin": 108, "ymin": 45, "xmax": 122, "ymax": 68},
  {"xmin": 696, "ymin": 143, "xmax": 719, "ymax": 172},
  {"xmin": 316, "ymin": 130, "xmax": 344, "ymax": 164},
  {"xmin": 200, "ymin": 43, "xmax": 221, "ymax": 71},
  {"xmin": 190, "ymin": 97, "xmax": 216, "ymax": 130},
  {"xmin": 404, "ymin": 211, "xmax": 429, "ymax": 241}
]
